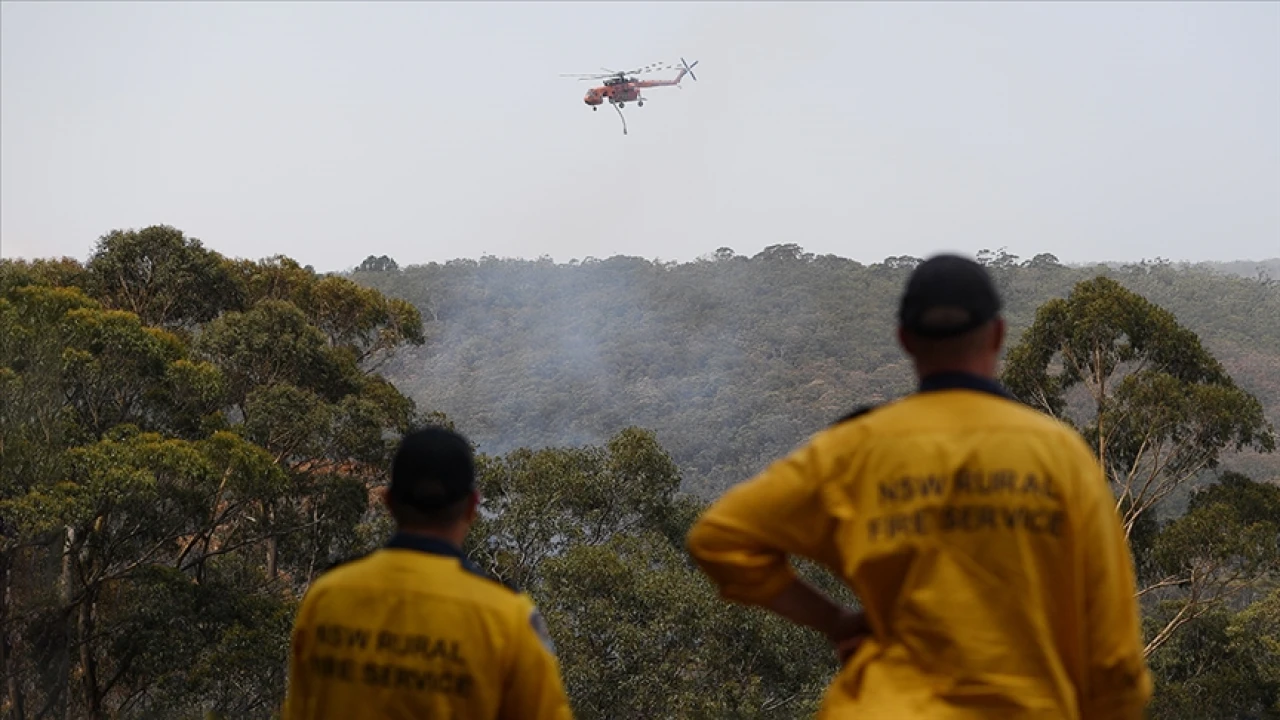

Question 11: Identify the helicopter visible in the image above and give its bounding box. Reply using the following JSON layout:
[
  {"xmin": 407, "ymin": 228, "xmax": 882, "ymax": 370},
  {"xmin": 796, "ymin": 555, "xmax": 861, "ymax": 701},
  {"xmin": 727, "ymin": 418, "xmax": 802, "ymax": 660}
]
[{"xmin": 561, "ymin": 57, "xmax": 698, "ymax": 135}]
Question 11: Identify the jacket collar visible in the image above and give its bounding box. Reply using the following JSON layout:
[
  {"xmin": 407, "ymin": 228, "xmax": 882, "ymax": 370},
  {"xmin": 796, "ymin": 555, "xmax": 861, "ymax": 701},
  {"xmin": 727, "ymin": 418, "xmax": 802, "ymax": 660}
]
[
  {"xmin": 918, "ymin": 371, "xmax": 1014, "ymax": 400},
  {"xmin": 385, "ymin": 532, "xmax": 487, "ymax": 577}
]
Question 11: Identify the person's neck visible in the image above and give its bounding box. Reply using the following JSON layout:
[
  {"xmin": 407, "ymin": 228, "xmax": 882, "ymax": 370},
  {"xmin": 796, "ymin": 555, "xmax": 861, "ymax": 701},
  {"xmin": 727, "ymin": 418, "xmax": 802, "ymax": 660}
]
[
  {"xmin": 914, "ymin": 357, "xmax": 997, "ymax": 381},
  {"xmin": 394, "ymin": 525, "xmax": 467, "ymax": 549}
]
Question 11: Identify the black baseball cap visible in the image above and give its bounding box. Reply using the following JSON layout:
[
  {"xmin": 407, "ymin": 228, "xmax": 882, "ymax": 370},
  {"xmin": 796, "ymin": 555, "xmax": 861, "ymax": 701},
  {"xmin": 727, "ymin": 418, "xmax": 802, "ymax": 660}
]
[
  {"xmin": 898, "ymin": 254, "xmax": 1003, "ymax": 338},
  {"xmin": 388, "ymin": 426, "xmax": 476, "ymax": 512}
]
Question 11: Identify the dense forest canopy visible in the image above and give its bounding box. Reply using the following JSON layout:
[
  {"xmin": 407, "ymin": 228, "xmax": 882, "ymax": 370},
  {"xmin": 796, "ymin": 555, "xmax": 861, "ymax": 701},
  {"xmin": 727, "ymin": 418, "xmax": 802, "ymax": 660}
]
[
  {"xmin": 3, "ymin": 227, "xmax": 1280, "ymax": 719},
  {"xmin": 348, "ymin": 245, "xmax": 1280, "ymax": 503}
]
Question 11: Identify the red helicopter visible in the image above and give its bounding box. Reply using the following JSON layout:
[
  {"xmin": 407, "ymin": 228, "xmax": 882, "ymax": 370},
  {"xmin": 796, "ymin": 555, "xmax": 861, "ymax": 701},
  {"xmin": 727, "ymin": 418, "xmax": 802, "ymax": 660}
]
[{"xmin": 561, "ymin": 58, "xmax": 698, "ymax": 135}]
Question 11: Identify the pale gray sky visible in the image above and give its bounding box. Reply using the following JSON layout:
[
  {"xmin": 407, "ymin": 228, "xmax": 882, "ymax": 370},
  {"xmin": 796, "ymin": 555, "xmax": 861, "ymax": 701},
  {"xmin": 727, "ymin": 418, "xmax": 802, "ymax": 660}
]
[{"xmin": 2, "ymin": 1, "xmax": 1277, "ymax": 272}]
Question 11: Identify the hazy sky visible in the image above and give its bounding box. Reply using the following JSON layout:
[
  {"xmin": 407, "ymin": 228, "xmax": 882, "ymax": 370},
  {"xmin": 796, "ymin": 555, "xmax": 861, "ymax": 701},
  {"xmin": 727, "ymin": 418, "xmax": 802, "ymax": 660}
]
[{"xmin": 2, "ymin": 1, "xmax": 1277, "ymax": 272}]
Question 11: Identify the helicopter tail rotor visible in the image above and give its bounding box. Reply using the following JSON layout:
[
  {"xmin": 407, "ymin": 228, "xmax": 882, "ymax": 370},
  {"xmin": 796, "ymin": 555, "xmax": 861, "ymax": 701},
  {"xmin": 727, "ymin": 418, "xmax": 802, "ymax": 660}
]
[{"xmin": 679, "ymin": 57, "xmax": 698, "ymax": 82}]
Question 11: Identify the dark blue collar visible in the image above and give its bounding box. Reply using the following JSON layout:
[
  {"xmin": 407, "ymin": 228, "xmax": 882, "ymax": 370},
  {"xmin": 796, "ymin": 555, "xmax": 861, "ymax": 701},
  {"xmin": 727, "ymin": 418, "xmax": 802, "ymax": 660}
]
[
  {"xmin": 918, "ymin": 371, "xmax": 1014, "ymax": 400},
  {"xmin": 386, "ymin": 532, "xmax": 486, "ymax": 577}
]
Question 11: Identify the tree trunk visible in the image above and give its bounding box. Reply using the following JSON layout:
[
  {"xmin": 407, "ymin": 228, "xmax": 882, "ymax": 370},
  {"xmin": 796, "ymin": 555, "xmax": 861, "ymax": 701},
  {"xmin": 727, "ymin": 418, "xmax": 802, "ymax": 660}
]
[
  {"xmin": 0, "ymin": 550, "xmax": 25, "ymax": 720},
  {"xmin": 267, "ymin": 535, "xmax": 278, "ymax": 580},
  {"xmin": 262, "ymin": 499, "xmax": 279, "ymax": 581},
  {"xmin": 1093, "ymin": 343, "xmax": 1108, "ymax": 483},
  {"xmin": 60, "ymin": 527, "xmax": 75, "ymax": 720},
  {"xmin": 78, "ymin": 594, "xmax": 102, "ymax": 720}
]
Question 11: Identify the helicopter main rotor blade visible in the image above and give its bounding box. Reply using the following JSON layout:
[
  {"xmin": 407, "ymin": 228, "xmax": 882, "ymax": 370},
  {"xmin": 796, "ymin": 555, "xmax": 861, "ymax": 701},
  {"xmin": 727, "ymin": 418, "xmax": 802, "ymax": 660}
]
[
  {"xmin": 561, "ymin": 62, "xmax": 679, "ymax": 81},
  {"xmin": 560, "ymin": 72, "xmax": 616, "ymax": 82},
  {"xmin": 623, "ymin": 63, "xmax": 676, "ymax": 75}
]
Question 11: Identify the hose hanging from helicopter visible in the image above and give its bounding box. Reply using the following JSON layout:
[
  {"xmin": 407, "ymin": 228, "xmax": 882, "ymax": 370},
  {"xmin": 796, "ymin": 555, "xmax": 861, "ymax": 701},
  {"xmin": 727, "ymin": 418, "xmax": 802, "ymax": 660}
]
[{"xmin": 613, "ymin": 103, "xmax": 628, "ymax": 136}]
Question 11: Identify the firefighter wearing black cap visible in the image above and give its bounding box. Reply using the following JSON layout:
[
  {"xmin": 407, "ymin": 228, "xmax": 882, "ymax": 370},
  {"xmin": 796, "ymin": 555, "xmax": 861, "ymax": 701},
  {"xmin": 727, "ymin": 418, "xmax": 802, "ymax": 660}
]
[
  {"xmin": 282, "ymin": 426, "xmax": 574, "ymax": 719},
  {"xmin": 686, "ymin": 255, "xmax": 1152, "ymax": 719}
]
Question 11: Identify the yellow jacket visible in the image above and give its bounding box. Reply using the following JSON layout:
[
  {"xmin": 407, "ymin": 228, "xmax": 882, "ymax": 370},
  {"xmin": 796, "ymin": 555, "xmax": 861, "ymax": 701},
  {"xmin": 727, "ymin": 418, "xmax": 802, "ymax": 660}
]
[
  {"xmin": 282, "ymin": 533, "xmax": 574, "ymax": 720},
  {"xmin": 687, "ymin": 373, "xmax": 1152, "ymax": 719}
]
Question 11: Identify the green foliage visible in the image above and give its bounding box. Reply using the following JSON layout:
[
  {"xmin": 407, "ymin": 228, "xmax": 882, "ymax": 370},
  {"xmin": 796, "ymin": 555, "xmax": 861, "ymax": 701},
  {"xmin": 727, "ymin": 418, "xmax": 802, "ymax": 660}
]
[
  {"xmin": 1234, "ymin": 588, "xmax": 1280, "ymax": 696},
  {"xmin": 467, "ymin": 427, "xmax": 842, "ymax": 718},
  {"xmin": 352, "ymin": 248, "xmax": 1280, "ymax": 499},
  {"xmin": 1145, "ymin": 603, "xmax": 1280, "ymax": 719},
  {"xmin": 466, "ymin": 426, "xmax": 683, "ymax": 590},
  {"xmin": 541, "ymin": 531, "xmax": 833, "ymax": 719},
  {"xmin": 4, "ymin": 233, "xmax": 1279, "ymax": 717},
  {"xmin": 95, "ymin": 561, "xmax": 294, "ymax": 718},
  {"xmin": 0, "ymin": 227, "xmax": 424, "ymax": 719},
  {"xmin": 1002, "ymin": 275, "xmax": 1274, "ymax": 534},
  {"xmin": 355, "ymin": 254, "xmax": 400, "ymax": 273},
  {"xmin": 1000, "ymin": 275, "xmax": 1277, "ymax": 663},
  {"xmin": 345, "ymin": 247, "xmax": 1279, "ymax": 711},
  {"xmin": 1138, "ymin": 472, "xmax": 1280, "ymax": 657},
  {"xmin": 225, "ymin": 254, "xmax": 425, "ymax": 369},
  {"xmin": 85, "ymin": 225, "xmax": 245, "ymax": 330}
]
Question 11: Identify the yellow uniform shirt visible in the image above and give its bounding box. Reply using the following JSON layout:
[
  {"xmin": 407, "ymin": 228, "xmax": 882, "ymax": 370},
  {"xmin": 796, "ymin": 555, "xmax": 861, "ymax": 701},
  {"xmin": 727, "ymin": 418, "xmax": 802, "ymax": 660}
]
[
  {"xmin": 282, "ymin": 533, "xmax": 574, "ymax": 720},
  {"xmin": 687, "ymin": 373, "xmax": 1152, "ymax": 720}
]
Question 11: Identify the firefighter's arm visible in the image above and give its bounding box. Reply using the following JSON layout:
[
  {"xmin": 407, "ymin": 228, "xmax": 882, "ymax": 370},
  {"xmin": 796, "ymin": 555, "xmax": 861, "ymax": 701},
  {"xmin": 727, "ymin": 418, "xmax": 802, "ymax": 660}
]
[
  {"xmin": 498, "ymin": 602, "xmax": 574, "ymax": 720},
  {"xmin": 1076, "ymin": 448, "xmax": 1154, "ymax": 720},
  {"xmin": 685, "ymin": 435, "xmax": 842, "ymax": 608}
]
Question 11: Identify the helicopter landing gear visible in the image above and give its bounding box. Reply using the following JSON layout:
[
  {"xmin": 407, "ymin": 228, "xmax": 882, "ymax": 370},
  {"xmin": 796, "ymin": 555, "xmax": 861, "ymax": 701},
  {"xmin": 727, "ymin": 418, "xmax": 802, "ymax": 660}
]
[
  {"xmin": 592, "ymin": 106, "xmax": 597, "ymax": 111},
  {"xmin": 617, "ymin": 102, "xmax": 625, "ymax": 108},
  {"xmin": 637, "ymin": 99, "xmax": 644, "ymax": 107}
]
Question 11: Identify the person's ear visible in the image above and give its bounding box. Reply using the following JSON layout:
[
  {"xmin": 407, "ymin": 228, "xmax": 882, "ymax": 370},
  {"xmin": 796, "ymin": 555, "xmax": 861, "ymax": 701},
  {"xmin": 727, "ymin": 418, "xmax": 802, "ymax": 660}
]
[
  {"xmin": 897, "ymin": 325, "xmax": 913, "ymax": 355},
  {"xmin": 466, "ymin": 489, "xmax": 480, "ymax": 523},
  {"xmin": 380, "ymin": 485, "xmax": 402, "ymax": 524}
]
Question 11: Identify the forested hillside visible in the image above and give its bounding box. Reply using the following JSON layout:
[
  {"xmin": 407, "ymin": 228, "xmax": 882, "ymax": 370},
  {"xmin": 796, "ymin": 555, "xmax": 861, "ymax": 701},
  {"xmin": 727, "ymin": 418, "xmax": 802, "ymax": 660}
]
[
  {"xmin": 0, "ymin": 231, "xmax": 865, "ymax": 718},
  {"xmin": 350, "ymin": 246, "xmax": 1280, "ymax": 502},
  {"xmin": 1179, "ymin": 258, "xmax": 1280, "ymax": 282},
  {"xmin": 4, "ymin": 229, "xmax": 1280, "ymax": 719}
]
